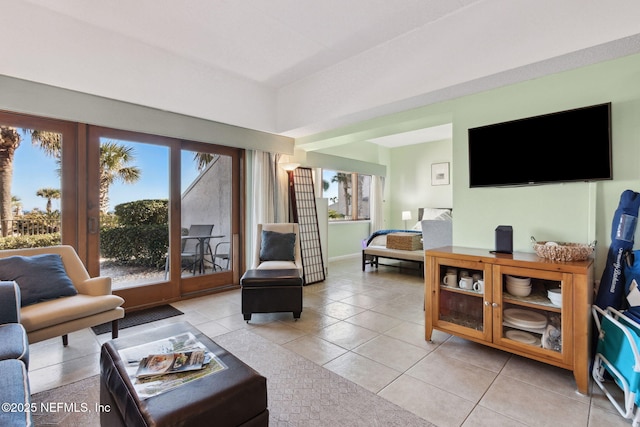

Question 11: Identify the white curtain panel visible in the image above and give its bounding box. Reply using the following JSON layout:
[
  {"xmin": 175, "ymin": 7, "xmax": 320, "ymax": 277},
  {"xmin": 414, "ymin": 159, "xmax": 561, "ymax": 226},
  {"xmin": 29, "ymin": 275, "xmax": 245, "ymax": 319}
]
[
  {"xmin": 275, "ymin": 161, "xmax": 289, "ymax": 223},
  {"xmin": 370, "ymin": 175, "xmax": 385, "ymax": 232},
  {"xmin": 250, "ymin": 150, "xmax": 289, "ymax": 227},
  {"xmin": 252, "ymin": 151, "xmax": 274, "ymax": 226}
]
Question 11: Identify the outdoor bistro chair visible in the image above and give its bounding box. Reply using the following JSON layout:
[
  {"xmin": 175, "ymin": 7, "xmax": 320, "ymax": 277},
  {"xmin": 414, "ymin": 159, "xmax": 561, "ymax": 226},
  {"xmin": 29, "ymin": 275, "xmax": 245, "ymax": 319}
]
[
  {"xmin": 213, "ymin": 241, "xmax": 230, "ymax": 271},
  {"xmin": 164, "ymin": 224, "xmax": 215, "ymax": 278}
]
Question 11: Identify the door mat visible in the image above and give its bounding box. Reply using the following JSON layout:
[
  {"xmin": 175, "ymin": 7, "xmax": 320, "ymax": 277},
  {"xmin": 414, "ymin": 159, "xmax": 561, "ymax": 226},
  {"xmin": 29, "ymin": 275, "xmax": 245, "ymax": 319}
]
[{"xmin": 91, "ymin": 305, "xmax": 183, "ymax": 335}]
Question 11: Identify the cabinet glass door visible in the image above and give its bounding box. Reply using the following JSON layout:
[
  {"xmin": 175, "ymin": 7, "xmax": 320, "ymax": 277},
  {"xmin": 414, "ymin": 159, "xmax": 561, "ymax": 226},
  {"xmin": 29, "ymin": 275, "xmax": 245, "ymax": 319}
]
[
  {"xmin": 494, "ymin": 265, "xmax": 571, "ymax": 364},
  {"xmin": 434, "ymin": 258, "xmax": 491, "ymax": 341}
]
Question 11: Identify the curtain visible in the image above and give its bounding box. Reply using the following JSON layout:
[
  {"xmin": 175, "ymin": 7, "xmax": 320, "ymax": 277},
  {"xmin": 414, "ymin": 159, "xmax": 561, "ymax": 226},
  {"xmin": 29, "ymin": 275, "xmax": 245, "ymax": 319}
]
[
  {"xmin": 250, "ymin": 151, "xmax": 289, "ymax": 260},
  {"xmin": 370, "ymin": 175, "xmax": 385, "ymax": 232},
  {"xmin": 251, "ymin": 151, "xmax": 289, "ymax": 227}
]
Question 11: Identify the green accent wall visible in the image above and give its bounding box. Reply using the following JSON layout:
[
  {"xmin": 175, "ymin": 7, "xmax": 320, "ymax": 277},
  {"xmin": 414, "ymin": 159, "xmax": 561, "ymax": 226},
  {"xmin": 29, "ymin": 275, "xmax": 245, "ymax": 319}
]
[
  {"xmin": 451, "ymin": 53, "xmax": 640, "ymax": 277},
  {"xmin": 327, "ymin": 221, "xmax": 371, "ymax": 259},
  {"xmin": 300, "ymin": 52, "xmax": 640, "ymax": 277},
  {"xmin": 389, "ymin": 139, "xmax": 452, "ymax": 228}
]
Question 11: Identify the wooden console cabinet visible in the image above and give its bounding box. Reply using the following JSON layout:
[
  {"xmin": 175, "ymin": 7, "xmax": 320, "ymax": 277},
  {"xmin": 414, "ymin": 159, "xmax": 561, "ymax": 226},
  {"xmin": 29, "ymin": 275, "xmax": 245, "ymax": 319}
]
[{"xmin": 425, "ymin": 246, "xmax": 594, "ymax": 394}]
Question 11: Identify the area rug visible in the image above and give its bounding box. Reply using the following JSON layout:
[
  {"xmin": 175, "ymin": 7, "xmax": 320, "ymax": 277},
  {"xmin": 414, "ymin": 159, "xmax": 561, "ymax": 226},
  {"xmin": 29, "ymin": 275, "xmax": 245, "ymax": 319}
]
[
  {"xmin": 32, "ymin": 328, "xmax": 433, "ymax": 426},
  {"xmin": 90, "ymin": 305, "xmax": 184, "ymax": 335}
]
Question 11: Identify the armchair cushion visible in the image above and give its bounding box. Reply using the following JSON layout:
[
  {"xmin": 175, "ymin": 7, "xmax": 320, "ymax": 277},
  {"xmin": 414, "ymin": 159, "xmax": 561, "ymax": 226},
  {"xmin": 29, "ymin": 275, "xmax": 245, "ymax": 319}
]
[
  {"xmin": 259, "ymin": 230, "xmax": 296, "ymax": 261},
  {"xmin": 0, "ymin": 281, "xmax": 21, "ymax": 323},
  {"xmin": 0, "ymin": 254, "xmax": 77, "ymax": 307},
  {"xmin": 0, "ymin": 324, "xmax": 29, "ymax": 368}
]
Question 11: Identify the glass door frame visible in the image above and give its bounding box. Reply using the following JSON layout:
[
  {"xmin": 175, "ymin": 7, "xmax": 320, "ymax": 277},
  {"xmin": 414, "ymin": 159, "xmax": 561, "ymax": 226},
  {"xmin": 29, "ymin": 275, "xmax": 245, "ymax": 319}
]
[
  {"xmin": 0, "ymin": 110, "xmax": 79, "ymax": 248},
  {"xmin": 87, "ymin": 126, "xmax": 178, "ymax": 307},
  {"xmin": 87, "ymin": 126, "xmax": 244, "ymax": 308},
  {"xmin": 177, "ymin": 139, "xmax": 243, "ymax": 296},
  {"xmin": 0, "ymin": 111, "xmax": 245, "ymax": 310}
]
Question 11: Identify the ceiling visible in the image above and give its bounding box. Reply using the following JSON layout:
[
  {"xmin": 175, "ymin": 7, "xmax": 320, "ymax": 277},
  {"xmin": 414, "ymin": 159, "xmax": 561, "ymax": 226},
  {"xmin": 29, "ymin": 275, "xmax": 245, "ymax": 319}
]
[
  {"xmin": 5, "ymin": 1, "xmax": 640, "ymax": 146},
  {"xmin": 19, "ymin": 0, "xmax": 483, "ymax": 88}
]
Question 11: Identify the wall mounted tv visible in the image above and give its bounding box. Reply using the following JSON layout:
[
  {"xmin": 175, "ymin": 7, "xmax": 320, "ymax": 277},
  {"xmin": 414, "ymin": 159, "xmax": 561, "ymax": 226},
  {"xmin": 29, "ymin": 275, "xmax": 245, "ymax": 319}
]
[{"xmin": 468, "ymin": 102, "xmax": 612, "ymax": 187}]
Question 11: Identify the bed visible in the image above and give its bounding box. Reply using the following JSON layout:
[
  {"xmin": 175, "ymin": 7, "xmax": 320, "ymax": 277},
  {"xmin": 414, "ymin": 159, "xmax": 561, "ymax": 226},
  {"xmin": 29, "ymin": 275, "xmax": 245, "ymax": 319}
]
[{"xmin": 362, "ymin": 208, "xmax": 452, "ymax": 274}]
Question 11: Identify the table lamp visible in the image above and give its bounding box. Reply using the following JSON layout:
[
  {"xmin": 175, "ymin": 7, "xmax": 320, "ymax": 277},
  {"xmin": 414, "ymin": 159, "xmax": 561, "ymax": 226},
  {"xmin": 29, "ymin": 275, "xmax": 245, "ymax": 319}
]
[{"xmin": 402, "ymin": 211, "xmax": 412, "ymax": 229}]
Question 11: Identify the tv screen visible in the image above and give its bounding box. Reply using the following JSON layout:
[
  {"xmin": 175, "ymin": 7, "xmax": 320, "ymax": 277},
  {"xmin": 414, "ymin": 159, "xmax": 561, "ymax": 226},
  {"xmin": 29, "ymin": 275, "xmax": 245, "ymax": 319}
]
[{"xmin": 468, "ymin": 103, "xmax": 612, "ymax": 187}]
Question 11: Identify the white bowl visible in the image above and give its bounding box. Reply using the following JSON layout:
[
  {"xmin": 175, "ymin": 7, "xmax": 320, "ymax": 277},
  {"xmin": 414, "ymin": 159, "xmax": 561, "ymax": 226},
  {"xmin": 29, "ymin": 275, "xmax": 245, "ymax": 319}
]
[
  {"xmin": 506, "ymin": 275, "xmax": 531, "ymax": 286},
  {"xmin": 506, "ymin": 282, "xmax": 532, "ymax": 288},
  {"xmin": 507, "ymin": 283, "xmax": 532, "ymax": 297},
  {"xmin": 547, "ymin": 288, "xmax": 562, "ymax": 306}
]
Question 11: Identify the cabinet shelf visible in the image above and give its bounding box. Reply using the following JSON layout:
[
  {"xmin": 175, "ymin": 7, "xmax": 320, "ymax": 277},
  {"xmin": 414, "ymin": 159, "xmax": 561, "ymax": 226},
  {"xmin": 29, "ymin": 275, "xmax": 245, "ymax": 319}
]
[
  {"xmin": 440, "ymin": 284, "xmax": 483, "ymax": 297},
  {"xmin": 503, "ymin": 292, "xmax": 562, "ymax": 313},
  {"xmin": 425, "ymin": 246, "xmax": 593, "ymax": 394}
]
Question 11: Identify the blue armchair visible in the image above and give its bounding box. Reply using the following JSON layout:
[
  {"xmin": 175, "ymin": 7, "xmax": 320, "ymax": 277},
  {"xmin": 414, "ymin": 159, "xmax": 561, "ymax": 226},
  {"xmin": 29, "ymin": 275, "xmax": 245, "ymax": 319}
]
[{"xmin": 0, "ymin": 281, "xmax": 32, "ymax": 427}]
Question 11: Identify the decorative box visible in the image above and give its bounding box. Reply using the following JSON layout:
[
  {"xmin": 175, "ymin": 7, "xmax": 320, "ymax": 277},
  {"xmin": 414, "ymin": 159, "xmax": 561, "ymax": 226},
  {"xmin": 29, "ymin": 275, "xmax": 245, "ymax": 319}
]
[{"xmin": 386, "ymin": 232, "xmax": 422, "ymax": 251}]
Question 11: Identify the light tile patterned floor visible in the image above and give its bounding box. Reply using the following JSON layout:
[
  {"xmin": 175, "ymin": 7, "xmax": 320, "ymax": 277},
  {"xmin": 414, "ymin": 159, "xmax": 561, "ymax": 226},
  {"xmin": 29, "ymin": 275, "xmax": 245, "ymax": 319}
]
[{"xmin": 29, "ymin": 258, "xmax": 630, "ymax": 426}]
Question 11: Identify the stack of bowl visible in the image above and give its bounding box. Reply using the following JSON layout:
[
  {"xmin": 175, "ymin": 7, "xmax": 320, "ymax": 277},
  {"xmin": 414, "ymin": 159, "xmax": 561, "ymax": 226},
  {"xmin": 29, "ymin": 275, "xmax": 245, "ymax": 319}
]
[
  {"xmin": 505, "ymin": 275, "xmax": 532, "ymax": 297},
  {"xmin": 547, "ymin": 288, "xmax": 562, "ymax": 306}
]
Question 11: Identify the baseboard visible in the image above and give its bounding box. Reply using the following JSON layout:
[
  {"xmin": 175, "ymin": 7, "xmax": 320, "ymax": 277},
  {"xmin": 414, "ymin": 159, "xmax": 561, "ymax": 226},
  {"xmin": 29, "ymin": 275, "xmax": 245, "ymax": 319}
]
[{"xmin": 328, "ymin": 253, "xmax": 360, "ymax": 262}]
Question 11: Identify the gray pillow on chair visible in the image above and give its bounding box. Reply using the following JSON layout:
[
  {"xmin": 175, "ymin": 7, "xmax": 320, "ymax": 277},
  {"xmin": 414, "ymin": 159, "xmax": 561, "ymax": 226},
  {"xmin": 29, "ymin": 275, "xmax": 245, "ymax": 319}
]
[
  {"xmin": 260, "ymin": 230, "xmax": 296, "ymax": 261},
  {"xmin": 0, "ymin": 254, "xmax": 77, "ymax": 306}
]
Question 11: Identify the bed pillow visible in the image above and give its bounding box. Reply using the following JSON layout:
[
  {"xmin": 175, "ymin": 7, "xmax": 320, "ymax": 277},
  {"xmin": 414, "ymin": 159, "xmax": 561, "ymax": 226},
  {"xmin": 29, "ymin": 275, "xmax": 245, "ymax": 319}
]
[
  {"xmin": 420, "ymin": 208, "xmax": 451, "ymax": 220},
  {"xmin": 0, "ymin": 254, "xmax": 77, "ymax": 306},
  {"xmin": 260, "ymin": 230, "xmax": 296, "ymax": 261},
  {"xmin": 434, "ymin": 211, "xmax": 453, "ymax": 221}
]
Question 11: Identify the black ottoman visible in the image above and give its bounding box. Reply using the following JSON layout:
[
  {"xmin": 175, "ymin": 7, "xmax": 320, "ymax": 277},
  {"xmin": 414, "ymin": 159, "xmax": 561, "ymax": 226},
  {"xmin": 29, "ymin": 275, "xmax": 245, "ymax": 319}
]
[
  {"xmin": 100, "ymin": 322, "xmax": 268, "ymax": 427},
  {"xmin": 241, "ymin": 269, "xmax": 303, "ymax": 322}
]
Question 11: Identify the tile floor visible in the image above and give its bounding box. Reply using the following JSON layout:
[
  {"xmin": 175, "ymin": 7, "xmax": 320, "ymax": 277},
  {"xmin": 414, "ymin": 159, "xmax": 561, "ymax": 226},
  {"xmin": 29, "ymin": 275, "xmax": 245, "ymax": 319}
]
[{"xmin": 29, "ymin": 258, "xmax": 630, "ymax": 426}]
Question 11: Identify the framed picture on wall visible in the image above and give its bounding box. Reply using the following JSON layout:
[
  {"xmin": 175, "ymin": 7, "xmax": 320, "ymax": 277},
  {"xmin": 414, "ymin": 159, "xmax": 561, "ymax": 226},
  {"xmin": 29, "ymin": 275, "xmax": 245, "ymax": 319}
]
[{"xmin": 431, "ymin": 162, "xmax": 450, "ymax": 185}]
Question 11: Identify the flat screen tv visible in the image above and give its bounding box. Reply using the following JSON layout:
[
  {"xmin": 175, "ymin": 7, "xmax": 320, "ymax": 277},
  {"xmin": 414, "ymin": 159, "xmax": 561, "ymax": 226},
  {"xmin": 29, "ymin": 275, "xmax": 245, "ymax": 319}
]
[{"xmin": 468, "ymin": 103, "xmax": 612, "ymax": 187}]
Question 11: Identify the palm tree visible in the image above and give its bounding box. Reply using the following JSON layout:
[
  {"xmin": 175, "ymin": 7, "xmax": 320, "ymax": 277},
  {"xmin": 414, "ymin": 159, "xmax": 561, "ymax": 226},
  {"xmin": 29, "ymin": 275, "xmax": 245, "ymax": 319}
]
[
  {"xmin": 11, "ymin": 196, "xmax": 22, "ymax": 216},
  {"xmin": 36, "ymin": 188, "xmax": 61, "ymax": 213},
  {"xmin": 193, "ymin": 152, "xmax": 218, "ymax": 171},
  {"xmin": 331, "ymin": 172, "xmax": 352, "ymax": 217},
  {"xmin": 31, "ymin": 130, "xmax": 61, "ymax": 160},
  {"xmin": 100, "ymin": 141, "xmax": 141, "ymax": 213},
  {"xmin": 28, "ymin": 132, "xmax": 140, "ymax": 213},
  {"xmin": 0, "ymin": 127, "xmax": 21, "ymax": 236}
]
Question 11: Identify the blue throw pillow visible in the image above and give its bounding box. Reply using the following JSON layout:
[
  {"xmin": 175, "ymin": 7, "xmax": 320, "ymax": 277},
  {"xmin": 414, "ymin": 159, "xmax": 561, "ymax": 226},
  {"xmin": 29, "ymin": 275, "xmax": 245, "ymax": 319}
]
[
  {"xmin": 260, "ymin": 230, "xmax": 296, "ymax": 261},
  {"xmin": 0, "ymin": 254, "xmax": 77, "ymax": 307}
]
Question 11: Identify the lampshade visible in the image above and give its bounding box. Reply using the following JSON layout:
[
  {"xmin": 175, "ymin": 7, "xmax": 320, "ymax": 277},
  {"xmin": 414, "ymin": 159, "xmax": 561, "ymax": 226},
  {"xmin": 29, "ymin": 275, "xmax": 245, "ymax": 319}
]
[
  {"xmin": 401, "ymin": 211, "xmax": 412, "ymax": 221},
  {"xmin": 280, "ymin": 162, "xmax": 300, "ymax": 171}
]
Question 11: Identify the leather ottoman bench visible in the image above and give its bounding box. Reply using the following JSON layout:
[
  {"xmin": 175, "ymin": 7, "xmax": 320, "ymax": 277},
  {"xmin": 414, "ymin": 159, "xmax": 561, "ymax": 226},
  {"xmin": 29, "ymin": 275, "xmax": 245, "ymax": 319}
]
[
  {"xmin": 241, "ymin": 269, "xmax": 303, "ymax": 322},
  {"xmin": 100, "ymin": 322, "xmax": 268, "ymax": 427}
]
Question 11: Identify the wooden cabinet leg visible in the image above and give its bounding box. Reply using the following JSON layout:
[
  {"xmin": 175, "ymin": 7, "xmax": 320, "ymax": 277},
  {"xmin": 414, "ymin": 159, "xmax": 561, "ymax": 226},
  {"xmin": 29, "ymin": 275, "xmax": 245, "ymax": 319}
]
[{"xmin": 574, "ymin": 369, "xmax": 589, "ymax": 395}]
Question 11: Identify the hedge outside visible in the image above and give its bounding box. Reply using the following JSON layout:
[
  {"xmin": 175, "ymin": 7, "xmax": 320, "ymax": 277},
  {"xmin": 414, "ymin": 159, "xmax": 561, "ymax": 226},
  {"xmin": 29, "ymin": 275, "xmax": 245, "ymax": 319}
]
[
  {"xmin": 0, "ymin": 233, "xmax": 61, "ymax": 250},
  {"xmin": 114, "ymin": 199, "xmax": 168, "ymax": 226},
  {"xmin": 100, "ymin": 224, "xmax": 168, "ymax": 268}
]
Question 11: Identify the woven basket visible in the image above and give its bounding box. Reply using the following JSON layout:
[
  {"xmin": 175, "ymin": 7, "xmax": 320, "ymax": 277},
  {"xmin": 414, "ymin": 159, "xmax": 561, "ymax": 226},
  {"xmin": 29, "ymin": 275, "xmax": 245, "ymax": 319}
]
[
  {"xmin": 531, "ymin": 237, "xmax": 595, "ymax": 262},
  {"xmin": 386, "ymin": 233, "xmax": 422, "ymax": 251}
]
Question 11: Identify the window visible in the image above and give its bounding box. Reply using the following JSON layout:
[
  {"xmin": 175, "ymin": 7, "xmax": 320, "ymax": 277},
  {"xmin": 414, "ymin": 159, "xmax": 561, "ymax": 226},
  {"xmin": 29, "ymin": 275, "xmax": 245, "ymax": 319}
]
[{"xmin": 322, "ymin": 170, "xmax": 371, "ymax": 221}]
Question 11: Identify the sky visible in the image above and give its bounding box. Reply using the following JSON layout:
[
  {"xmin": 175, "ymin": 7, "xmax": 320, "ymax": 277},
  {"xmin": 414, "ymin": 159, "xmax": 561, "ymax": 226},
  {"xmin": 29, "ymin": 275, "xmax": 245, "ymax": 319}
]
[
  {"xmin": 322, "ymin": 170, "xmax": 339, "ymax": 201},
  {"xmin": 11, "ymin": 127, "xmax": 339, "ymax": 213},
  {"xmin": 11, "ymin": 129, "xmax": 199, "ymax": 213}
]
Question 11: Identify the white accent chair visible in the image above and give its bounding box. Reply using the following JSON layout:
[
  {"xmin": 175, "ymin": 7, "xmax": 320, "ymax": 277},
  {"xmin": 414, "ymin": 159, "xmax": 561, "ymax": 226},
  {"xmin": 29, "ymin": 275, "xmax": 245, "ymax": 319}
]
[{"xmin": 252, "ymin": 223, "xmax": 303, "ymax": 275}]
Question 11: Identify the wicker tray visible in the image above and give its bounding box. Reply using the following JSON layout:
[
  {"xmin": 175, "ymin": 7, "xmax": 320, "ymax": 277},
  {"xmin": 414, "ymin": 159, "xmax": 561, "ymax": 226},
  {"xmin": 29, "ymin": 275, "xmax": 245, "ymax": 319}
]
[
  {"xmin": 531, "ymin": 237, "xmax": 595, "ymax": 262},
  {"xmin": 386, "ymin": 232, "xmax": 422, "ymax": 250}
]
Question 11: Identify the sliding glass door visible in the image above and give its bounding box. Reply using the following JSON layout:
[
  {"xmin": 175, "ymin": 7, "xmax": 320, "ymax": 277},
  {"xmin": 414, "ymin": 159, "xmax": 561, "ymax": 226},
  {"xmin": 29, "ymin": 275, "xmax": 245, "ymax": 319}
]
[
  {"xmin": 0, "ymin": 111, "xmax": 244, "ymax": 309},
  {"xmin": 88, "ymin": 127, "xmax": 241, "ymax": 307}
]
